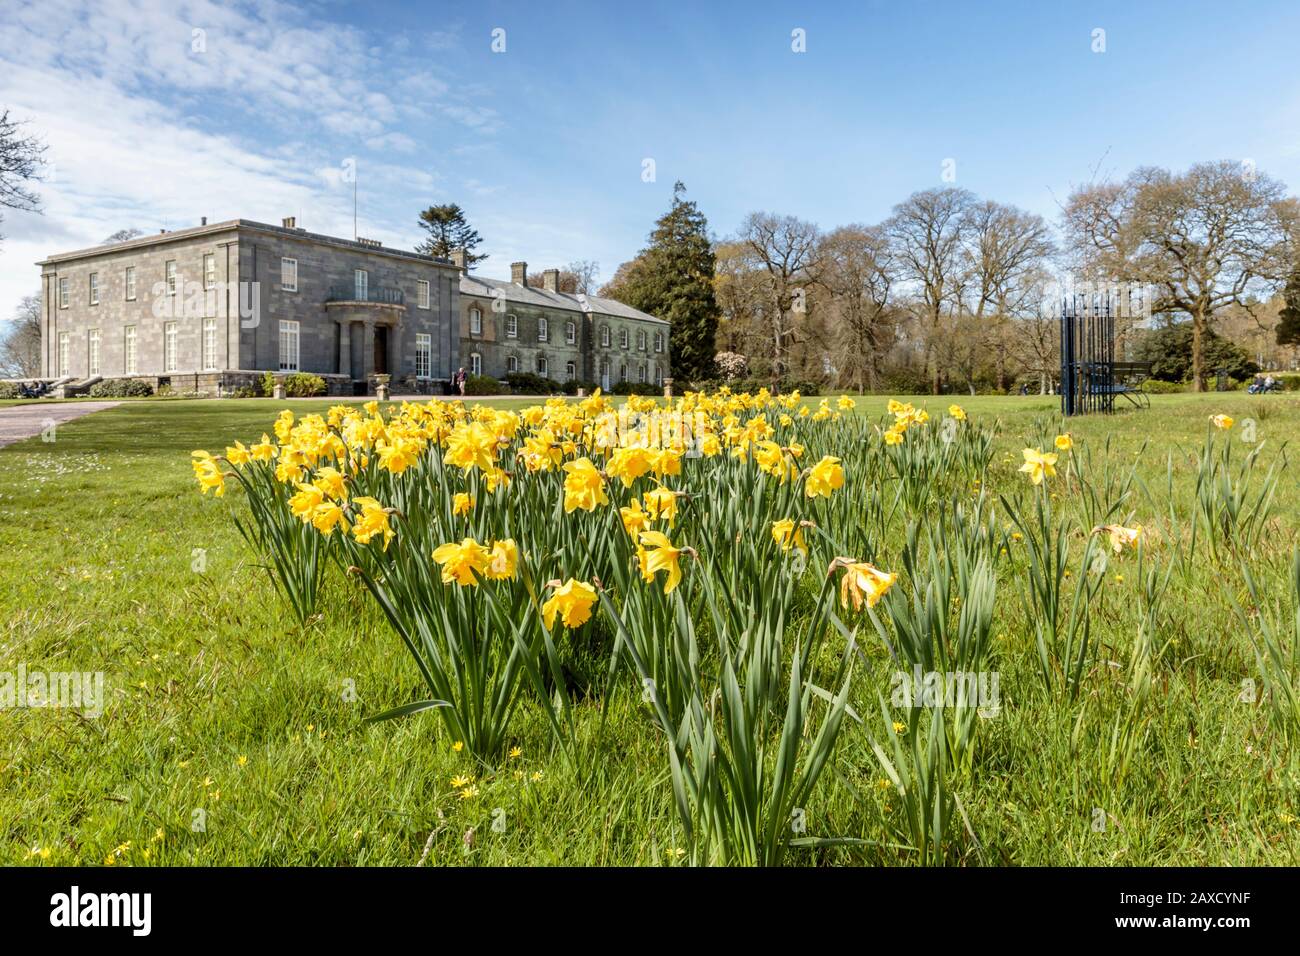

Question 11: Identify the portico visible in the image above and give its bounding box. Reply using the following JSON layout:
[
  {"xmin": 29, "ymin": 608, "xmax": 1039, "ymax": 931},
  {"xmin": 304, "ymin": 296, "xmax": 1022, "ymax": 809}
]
[{"xmin": 326, "ymin": 300, "xmax": 405, "ymax": 385}]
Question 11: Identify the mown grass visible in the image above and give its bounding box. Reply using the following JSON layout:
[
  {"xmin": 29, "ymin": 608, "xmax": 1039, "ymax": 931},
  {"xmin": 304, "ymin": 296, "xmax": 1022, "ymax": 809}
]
[{"xmin": 1, "ymin": 392, "xmax": 1298, "ymax": 866}]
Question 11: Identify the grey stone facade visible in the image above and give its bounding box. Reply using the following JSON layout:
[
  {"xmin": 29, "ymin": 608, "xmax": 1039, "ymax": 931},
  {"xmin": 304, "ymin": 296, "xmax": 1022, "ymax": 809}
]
[
  {"xmin": 456, "ymin": 263, "xmax": 669, "ymax": 389},
  {"xmin": 37, "ymin": 218, "xmax": 667, "ymax": 396}
]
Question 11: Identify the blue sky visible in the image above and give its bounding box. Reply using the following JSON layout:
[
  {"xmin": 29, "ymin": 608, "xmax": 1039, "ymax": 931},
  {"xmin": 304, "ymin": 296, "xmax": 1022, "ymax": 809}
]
[{"xmin": 3, "ymin": 0, "xmax": 1300, "ymax": 321}]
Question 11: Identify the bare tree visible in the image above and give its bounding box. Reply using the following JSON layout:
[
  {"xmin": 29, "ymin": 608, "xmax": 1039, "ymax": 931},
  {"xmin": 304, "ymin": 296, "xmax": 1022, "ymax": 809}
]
[
  {"xmin": 1062, "ymin": 161, "xmax": 1294, "ymax": 390},
  {"xmin": 711, "ymin": 240, "xmax": 767, "ymax": 362},
  {"xmin": 566, "ymin": 260, "xmax": 599, "ymax": 295},
  {"xmin": 103, "ymin": 228, "xmax": 143, "ymax": 245},
  {"xmin": 0, "ymin": 109, "xmax": 47, "ymax": 244},
  {"xmin": 885, "ymin": 188, "xmax": 975, "ymax": 393},
  {"xmin": 817, "ymin": 224, "xmax": 896, "ymax": 390},
  {"xmin": 961, "ymin": 201, "xmax": 1055, "ymax": 390},
  {"xmin": 738, "ymin": 212, "xmax": 821, "ymax": 378},
  {"xmin": 1, "ymin": 292, "xmax": 42, "ymax": 377}
]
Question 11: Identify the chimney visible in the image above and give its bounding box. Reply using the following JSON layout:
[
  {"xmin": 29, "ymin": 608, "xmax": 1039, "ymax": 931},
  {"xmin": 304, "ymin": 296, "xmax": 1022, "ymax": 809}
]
[
  {"xmin": 201, "ymin": 216, "xmax": 208, "ymax": 226},
  {"xmin": 450, "ymin": 249, "xmax": 468, "ymax": 274},
  {"xmin": 282, "ymin": 216, "xmax": 296, "ymax": 229},
  {"xmin": 511, "ymin": 261, "xmax": 528, "ymax": 286},
  {"xmin": 542, "ymin": 268, "xmax": 560, "ymax": 293}
]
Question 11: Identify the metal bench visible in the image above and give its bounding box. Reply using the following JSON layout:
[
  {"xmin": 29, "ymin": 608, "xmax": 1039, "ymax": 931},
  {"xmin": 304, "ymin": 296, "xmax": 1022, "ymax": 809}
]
[{"xmin": 1086, "ymin": 361, "xmax": 1152, "ymax": 410}]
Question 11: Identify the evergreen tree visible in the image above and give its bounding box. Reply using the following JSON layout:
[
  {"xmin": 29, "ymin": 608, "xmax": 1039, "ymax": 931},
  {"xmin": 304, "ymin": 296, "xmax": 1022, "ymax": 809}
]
[
  {"xmin": 1276, "ymin": 267, "xmax": 1300, "ymax": 348},
  {"xmin": 415, "ymin": 204, "xmax": 487, "ymax": 264},
  {"xmin": 612, "ymin": 182, "xmax": 720, "ymax": 382}
]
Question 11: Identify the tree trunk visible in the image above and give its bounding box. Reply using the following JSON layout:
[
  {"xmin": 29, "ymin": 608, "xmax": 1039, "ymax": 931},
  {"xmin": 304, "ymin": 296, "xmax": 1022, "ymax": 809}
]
[{"xmin": 1191, "ymin": 308, "xmax": 1205, "ymax": 392}]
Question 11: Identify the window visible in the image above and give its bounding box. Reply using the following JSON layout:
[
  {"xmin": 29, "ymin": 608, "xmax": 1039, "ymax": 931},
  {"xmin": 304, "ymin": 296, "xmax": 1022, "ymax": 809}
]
[
  {"xmin": 470, "ymin": 307, "xmax": 482, "ymax": 335},
  {"xmin": 600, "ymin": 326, "xmax": 609, "ymax": 347},
  {"xmin": 415, "ymin": 333, "xmax": 431, "ymax": 378},
  {"xmin": 88, "ymin": 329, "xmax": 100, "ymax": 375},
  {"xmin": 537, "ymin": 354, "xmax": 548, "ymax": 376},
  {"xmin": 506, "ymin": 355, "xmax": 518, "ymax": 373},
  {"xmin": 58, "ymin": 333, "xmax": 69, "ymax": 375},
  {"xmin": 565, "ymin": 360, "xmax": 576, "ymax": 381},
  {"xmin": 656, "ymin": 365, "xmax": 664, "ymax": 386},
  {"xmin": 125, "ymin": 266, "xmax": 136, "ymax": 301},
  {"xmin": 619, "ymin": 363, "xmax": 627, "ymax": 382},
  {"xmin": 538, "ymin": 316, "xmax": 549, "ymax": 342},
  {"xmin": 89, "ymin": 273, "xmax": 99, "ymax": 306},
  {"xmin": 204, "ymin": 253, "xmax": 216, "ymax": 289},
  {"xmin": 654, "ymin": 332, "xmax": 663, "ymax": 353},
  {"xmin": 565, "ymin": 320, "xmax": 576, "ymax": 345},
  {"xmin": 637, "ymin": 330, "xmax": 647, "ymax": 351},
  {"xmin": 279, "ymin": 320, "xmax": 300, "ymax": 371},
  {"xmin": 164, "ymin": 322, "xmax": 178, "ymax": 371},
  {"xmin": 638, "ymin": 364, "xmax": 647, "ymax": 383},
  {"xmin": 354, "ymin": 269, "xmax": 368, "ymax": 300},
  {"xmin": 281, "ymin": 258, "xmax": 298, "ymax": 292},
  {"xmin": 124, "ymin": 326, "xmax": 137, "ymax": 375},
  {"xmin": 417, "ymin": 279, "xmax": 430, "ymax": 309},
  {"xmin": 505, "ymin": 313, "xmax": 517, "ymax": 338},
  {"xmin": 470, "ymin": 352, "xmax": 482, "ymax": 376},
  {"xmin": 202, "ymin": 318, "xmax": 218, "ymax": 370},
  {"xmin": 165, "ymin": 260, "xmax": 177, "ymax": 295},
  {"xmin": 58, "ymin": 277, "xmax": 69, "ymax": 309},
  {"xmin": 620, "ymin": 329, "xmax": 629, "ymax": 349}
]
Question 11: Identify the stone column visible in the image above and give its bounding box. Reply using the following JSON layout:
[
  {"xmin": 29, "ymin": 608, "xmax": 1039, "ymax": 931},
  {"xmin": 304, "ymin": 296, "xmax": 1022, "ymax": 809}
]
[{"xmin": 338, "ymin": 320, "xmax": 352, "ymax": 377}]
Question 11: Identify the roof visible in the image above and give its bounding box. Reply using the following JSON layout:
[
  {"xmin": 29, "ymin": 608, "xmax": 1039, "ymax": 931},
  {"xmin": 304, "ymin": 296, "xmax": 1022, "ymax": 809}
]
[
  {"xmin": 38, "ymin": 219, "xmax": 459, "ymax": 270},
  {"xmin": 459, "ymin": 274, "xmax": 668, "ymax": 325}
]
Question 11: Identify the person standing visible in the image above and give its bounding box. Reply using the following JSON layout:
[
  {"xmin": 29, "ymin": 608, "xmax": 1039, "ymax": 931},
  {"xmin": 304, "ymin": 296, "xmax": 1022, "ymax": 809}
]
[{"xmin": 457, "ymin": 366, "xmax": 467, "ymax": 396}]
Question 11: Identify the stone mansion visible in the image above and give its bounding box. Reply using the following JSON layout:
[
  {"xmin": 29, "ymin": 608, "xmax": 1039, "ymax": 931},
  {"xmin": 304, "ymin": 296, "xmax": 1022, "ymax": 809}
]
[{"xmin": 36, "ymin": 217, "xmax": 670, "ymax": 396}]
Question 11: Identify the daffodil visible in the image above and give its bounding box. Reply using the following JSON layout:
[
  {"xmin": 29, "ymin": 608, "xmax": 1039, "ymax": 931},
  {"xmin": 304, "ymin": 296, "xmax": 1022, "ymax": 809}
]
[
  {"xmin": 432, "ymin": 538, "xmax": 490, "ymax": 586},
  {"xmin": 1097, "ymin": 523, "xmax": 1142, "ymax": 553},
  {"xmin": 1018, "ymin": 447, "xmax": 1058, "ymax": 485},
  {"xmin": 1211, "ymin": 414, "xmax": 1234, "ymax": 430},
  {"xmin": 619, "ymin": 498, "xmax": 651, "ymax": 537},
  {"xmin": 485, "ymin": 539, "xmax": 519, "ymax": 580},
  {"xmin": 452, "ymin": 492, "xmax": 474, "ymax": 516},
  {"xmin": 642, "ymin": 486, "xmax": 678, "ymax": 525},
  {"xmin": 351, "ymin": 497, "xmax": 395, "ymax": 549},
  {"xmin": 948, "ymin": 404, "xmax": 966, "ymax": 421},
  {"xmin": 637, "ymin": 530, "xmax": 684, "ymax": 594},
  {"xmin": 542, "ymin": 578, "xmax": 598, "ymax": 629},
  {"xmin": 191, "ymin": 451, "xmax": 225, "ymax": 497},
  {"xmin": 771, "ymin": 518, "xmax": 807, "ymax": 554},
  {"xmin": 805, "ymin": 455, "xmax": 845, "ymax": 498},
  {"xmin": 1054, "ymin": 433, "xmax": 1073, "ymax": 452},
  {"xmin": 562, "ymin": 457, "xmax": 609, "ymax": 513}
]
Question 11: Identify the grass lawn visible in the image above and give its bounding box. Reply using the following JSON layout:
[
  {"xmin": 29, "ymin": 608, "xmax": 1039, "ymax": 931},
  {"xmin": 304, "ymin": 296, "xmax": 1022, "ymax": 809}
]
[{"xmin": 2, "ymin": 392, "xmax": 1298, "ymax": 866}]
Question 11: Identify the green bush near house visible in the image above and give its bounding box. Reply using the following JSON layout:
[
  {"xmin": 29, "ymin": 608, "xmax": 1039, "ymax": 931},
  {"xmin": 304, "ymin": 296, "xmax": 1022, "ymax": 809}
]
[
  {"xmin": 88, "ymin": 379, "xmax": 155, "ymax": 398},
  {"xmin": 284, "ymin": 374, "xmax": 327, "ymax": 397},
  {"xmin": 503, "ymin": 372, "xmax": 562, "ymax": 395},
  {"xmin": 464, "ymin": 374, "xmax": 501, "ymax": 395},
  {"xmin": 0, "ymin": 382, "xmax": 20, "ymax": 399}
]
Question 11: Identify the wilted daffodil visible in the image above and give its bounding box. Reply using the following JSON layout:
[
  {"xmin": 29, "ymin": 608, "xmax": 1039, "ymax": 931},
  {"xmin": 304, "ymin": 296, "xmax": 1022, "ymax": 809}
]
[
  {"xmin": 1018, "ymin": 447, "xmax": 1058, "ymax": 485},
  {"xmin": 1097, "ymin": 523, "xmax": 1142, "ymax": 553},
  {"xmin": 542, "ymin": 578, "xmax": 598, "ymax": 629},
  {"xmin": 805, "ymin": 455, "xmax": 845, "ymax": 498},
  {"xmin": 432, "ymin": 538, "xmax": 490, "ymax": 586},
  {"xmin": 836, "ymin": 560, "xmax": 897, "ymax": 612}
]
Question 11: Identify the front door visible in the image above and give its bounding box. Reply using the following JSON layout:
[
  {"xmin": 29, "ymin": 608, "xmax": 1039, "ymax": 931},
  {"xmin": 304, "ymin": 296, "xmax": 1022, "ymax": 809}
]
[{"xmin": 373, "ymin": 326, "xmax": 388, "ymax": 375}]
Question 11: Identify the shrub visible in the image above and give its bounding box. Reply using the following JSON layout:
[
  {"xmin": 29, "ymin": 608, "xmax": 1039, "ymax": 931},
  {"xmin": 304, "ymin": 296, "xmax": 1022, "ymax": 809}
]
[
  {"xmin": 464, "ymin": 375, "xmax": 501, "ymax": 396},
  {"xmin": 611, "ymin": 381, "xmax": 659, "ymax": 396},
  {"xmin": 0, "ymin": 382, "xmax": 20, "ymax": 399},
  {"xmin": 88, "ymin": 378, "xmax": 155, "ymax": 398},
  {"xmin": 561, "ymin": 379, "xmax": 598, "ymax": 396},
  {"xmin": 1139, "ymin": 379, "xmax": 1185, "ymax": 394},
  {"xmin": 503, "ymin": 372, "xmax": 561, "ymax": 395},
  {"xmin": 284, "ymin": 373, "xmax": 327, "ymax": 397}
]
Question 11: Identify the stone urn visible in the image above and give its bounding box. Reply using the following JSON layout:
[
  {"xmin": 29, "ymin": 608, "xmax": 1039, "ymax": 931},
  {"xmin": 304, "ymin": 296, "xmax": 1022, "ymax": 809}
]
[
  {"xmin": 374, "ymin": 373, "xmax": 391, "ymax": 402},
  {"xmin": 662, "ymin": 377, "xmax": 674, "ymax": 399},
  {"xmin": 272, "ymin": 375, "xmax": 287, "ymax": 400}
]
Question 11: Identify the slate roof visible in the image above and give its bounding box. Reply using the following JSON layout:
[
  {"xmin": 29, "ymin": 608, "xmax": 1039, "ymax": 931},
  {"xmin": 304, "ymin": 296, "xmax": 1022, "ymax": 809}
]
[{"xmin": 459, "ymin": 274, "xmax": 668, "ymax": 325}]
